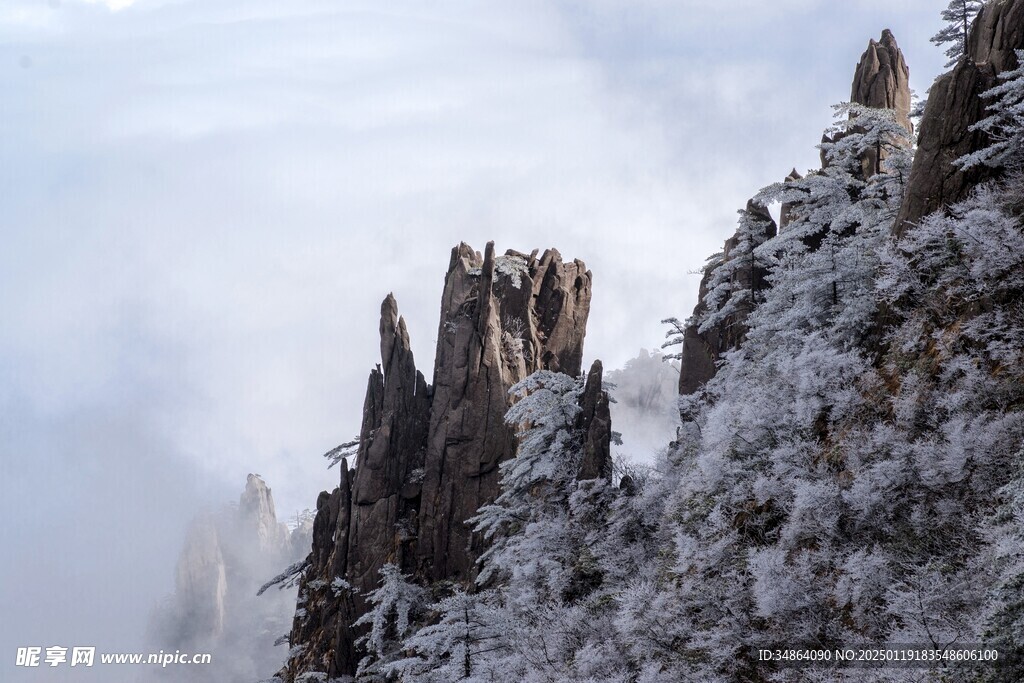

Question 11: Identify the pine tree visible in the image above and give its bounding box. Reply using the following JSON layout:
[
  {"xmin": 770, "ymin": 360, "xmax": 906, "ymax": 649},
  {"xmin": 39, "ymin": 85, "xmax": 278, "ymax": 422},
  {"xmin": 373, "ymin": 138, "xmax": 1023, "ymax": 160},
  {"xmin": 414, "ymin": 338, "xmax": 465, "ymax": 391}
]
[
  {"xmin": 958, "ymin": 50, "xmax": 1024, "ymax": 171},
  {"xmin": 465, "ymin": 371, "xmax": 651, "ymax": 681},
  {"xmin": 931, "ymin": 0, "xmax": 983, "ymax": 68},
  {"xmin": 386, "ymin": 587, "xmax": 506, "ymax": 683},
  {"xmin": 979, "ymin": 457, "xmax": 1024, "ymax": 681},
  {"xmin": 751, "ymin": 103, "xmax": 913, "ymax": 347},
  {"xmin": 875, "ymin": 182, "xmax": 1024, "ymax": 679},
  {"xmin": 696, "ymin": 200, "xmax": 776, "ymax": 336},
  {"xmin": 472, "ymin": 371, "xmax": 585, "ymax": 593},
  {"xmin": 353, "ymin": 564, "xmax": 427, "ymax": 680}
]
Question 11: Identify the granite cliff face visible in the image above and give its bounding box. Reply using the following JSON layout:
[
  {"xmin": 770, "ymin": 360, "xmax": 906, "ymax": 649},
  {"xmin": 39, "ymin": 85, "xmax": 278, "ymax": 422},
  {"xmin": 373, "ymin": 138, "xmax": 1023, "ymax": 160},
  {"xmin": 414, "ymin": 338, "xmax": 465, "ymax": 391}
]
[
  {"xmin": 896, "ymin": 0, "xmax": 1024, "ymax": 234},
  {"xmin": 677, "ymin": 30, "xmax": 914, "ymax": 395},
  {"xmin": 677, "ymin": 200, "xmax": 777, "ymax": 395},
  {"xmin": 279, "ymin": 242, "xmax": 609, "ymax": 681}
]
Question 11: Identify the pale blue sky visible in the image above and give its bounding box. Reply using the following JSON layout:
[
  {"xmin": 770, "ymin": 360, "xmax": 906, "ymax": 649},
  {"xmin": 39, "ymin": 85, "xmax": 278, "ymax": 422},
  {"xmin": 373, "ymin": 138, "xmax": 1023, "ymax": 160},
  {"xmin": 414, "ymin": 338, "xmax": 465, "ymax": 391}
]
[{"xmin": 1, "ymin": 0, "xmax": 947, "ymax": 678}]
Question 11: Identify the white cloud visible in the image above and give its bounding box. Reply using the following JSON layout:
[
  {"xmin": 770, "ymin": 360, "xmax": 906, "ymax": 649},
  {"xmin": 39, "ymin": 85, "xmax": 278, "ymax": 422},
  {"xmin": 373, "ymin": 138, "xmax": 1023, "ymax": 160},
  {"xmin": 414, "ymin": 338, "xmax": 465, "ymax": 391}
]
[{"xmin": 84, "ymin": 0, "xmax": 137, "ymax": 10}]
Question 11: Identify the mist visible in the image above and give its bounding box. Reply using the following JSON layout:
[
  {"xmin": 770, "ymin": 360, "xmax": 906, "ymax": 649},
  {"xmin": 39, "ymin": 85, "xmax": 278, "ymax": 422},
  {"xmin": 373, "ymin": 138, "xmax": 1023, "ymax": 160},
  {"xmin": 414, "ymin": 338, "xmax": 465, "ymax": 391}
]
[
  {"xmin": 606, "ymin": 349, "xmax": 682, "ymax": 465},
  {"xmin": 0, "ymin": 316, "xmax": 234, "ymax": 682}
]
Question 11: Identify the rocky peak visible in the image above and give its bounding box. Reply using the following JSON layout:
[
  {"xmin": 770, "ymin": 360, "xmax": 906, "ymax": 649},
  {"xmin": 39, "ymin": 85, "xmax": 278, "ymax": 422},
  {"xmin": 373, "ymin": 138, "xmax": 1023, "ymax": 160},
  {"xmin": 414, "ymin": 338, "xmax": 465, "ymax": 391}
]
[
  {"xmin": 822, "ymin": 30, "xmax": 913, "ymax": 176},
  {"xmin": 852, "ymin": 29, "xmax": 912, "ymax": 130},
  {"xmin": 279, "ymin": 242, "xmax": 604, "ymax": 681},
  {"xmin": 895, "ymin": 0, "xmax": 1024, "ymax": 235}
]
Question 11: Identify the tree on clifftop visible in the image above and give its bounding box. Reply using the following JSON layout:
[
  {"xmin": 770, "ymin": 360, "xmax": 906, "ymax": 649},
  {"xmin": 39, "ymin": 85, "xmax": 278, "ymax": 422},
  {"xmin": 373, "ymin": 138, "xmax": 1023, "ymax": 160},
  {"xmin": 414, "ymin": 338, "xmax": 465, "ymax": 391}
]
[{"xmin": 931, "ymin": 0, "xmax": 983, "ymax": 67}]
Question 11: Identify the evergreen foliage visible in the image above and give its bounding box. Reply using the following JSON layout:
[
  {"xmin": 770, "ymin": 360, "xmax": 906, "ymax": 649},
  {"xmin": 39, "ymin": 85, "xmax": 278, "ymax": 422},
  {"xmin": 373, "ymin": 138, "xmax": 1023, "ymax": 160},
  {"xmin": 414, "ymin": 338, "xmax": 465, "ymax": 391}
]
[
  {"xmin": 931, "ymin": 0, "xmax": 983, "ymax": 68},
  {"xmin": 958, "ymin": 50, "xmax": 1024, "ymax": 171}
]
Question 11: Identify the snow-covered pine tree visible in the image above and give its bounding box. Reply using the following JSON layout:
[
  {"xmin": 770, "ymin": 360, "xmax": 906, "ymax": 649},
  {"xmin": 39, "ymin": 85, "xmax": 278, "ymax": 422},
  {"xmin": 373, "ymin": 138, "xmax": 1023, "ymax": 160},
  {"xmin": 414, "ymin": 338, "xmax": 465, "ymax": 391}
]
[
  {"xmin": 458, "ymin": 371, "xmax": 655, "ymax": 681},
  {"xmin": 878, "ymin": 173, "xmax": 1024, "ymax": 680},
  {"xmin": 660, "ymin": 315, "xmax": 689, "ymax": 362},
  {"xmin": 472, "ymin": 371, "xmax": 585, "ymax": 596},
  {"xmin": 640, "ymin": 103, "xmax": 919, "ymax": 681},
  {"xmin": 957, "ymin": 178, "xmax": 1024, "ymax": 678},
  {"xmin": 931, "ymin": 0, "xmax": 984, "ymax": 68},
  {"xmin": 980, "ymin": 456, "xmax": 1024, "ymax": 682},
  {"xmin": 385, "ymin": 587, "xmax": 506, "ymax": 683},
  {"xmin": 643, "ymin": 97, "xmax": 1024, "ymax": 681},
  {"xmin": 353, "ymin": 564, "xmax": 427, "ymax": 681},
  {"xmin": 958, "ymin": 49, "xmax": 1024, "ymax": 171},
  {"xmin": 696, "ymin": 201, "xmax": 776, "ymax": 336},
  {"xmin": 750, "ymin": 103, "xmax": 913, "ymax": 347}
]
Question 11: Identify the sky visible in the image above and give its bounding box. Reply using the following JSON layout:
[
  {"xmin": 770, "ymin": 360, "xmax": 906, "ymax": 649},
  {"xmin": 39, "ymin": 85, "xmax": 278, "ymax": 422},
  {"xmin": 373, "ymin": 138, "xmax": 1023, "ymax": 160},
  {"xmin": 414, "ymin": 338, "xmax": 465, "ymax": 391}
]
[{"xmin": 0, "ymin": 0, "xmax": 948, "ymax": 679}]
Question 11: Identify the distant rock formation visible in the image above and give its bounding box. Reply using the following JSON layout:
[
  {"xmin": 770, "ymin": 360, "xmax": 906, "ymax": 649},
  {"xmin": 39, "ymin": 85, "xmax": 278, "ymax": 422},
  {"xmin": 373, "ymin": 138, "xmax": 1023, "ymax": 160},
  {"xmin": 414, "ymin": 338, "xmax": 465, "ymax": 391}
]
[
  {"xmin": 172, "ymin": 518, "xmax": 227, "ymax": 641},
  {"xmin": 279, "ymin": 242, "xmax": 610, "ymax": 681},
  {"xmin": 896, "ymin": 0, "xmax": 1024, "ymax": 235},
  {"xmin": 240, "ymin": 472, "xmax": 290, "ymax": 554},
  {"xmin": 149, "ymin": 475, "xmax": 311, "ymax": 683},
  {"xmin": 678, "ymin": 30, "xmax": 912, "ymax": 395}
]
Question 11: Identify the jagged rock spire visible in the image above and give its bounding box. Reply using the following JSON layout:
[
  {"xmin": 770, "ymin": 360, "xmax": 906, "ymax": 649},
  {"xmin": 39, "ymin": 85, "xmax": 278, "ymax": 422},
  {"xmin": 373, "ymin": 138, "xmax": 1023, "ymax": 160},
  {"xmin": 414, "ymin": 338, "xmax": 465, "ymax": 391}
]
[
  {"xmin": 576, "ymin": 360, "xmax": 613, "ymax": 483},
  {"xmin": 851, "ymin": 29, "xmax": 912, "ymax": 131},
  {"xmin": 348, "ymin": 292, "xmax": 430, "ymax": 584},
  {"xmin": 280, "ymin": 243, "xmax": 601, "ymax": 681},
  {"xmin": 822, "ymin": 30, "xmax": 913, "ymax": 176},
  {"xmin": 418, "ymin": 241, "xmax": 592, "ymax": 582}
]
